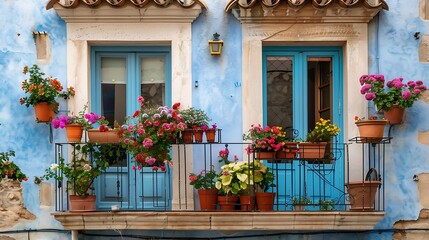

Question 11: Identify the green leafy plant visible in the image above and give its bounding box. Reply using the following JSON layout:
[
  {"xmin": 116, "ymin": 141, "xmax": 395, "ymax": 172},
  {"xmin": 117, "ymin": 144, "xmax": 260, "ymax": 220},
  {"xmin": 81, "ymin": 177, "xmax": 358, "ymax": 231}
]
[
  {"xmin": 292, "ymin": 196, "xmax": 312, "ymax": 205},
  {"xmin": 40, "ymin": 143, "xmax": 110, "ymax": 196},
  {"xmin": 189, "ymin": 165, "xmax": 217, "ymax": 190},
  {"xmin": 360, "ymin": 74, "xmax": 427, "ymax": 111},
  {"xmin": 0, "ymin": 151, "xmax": 27, "ymax": 182},
  {"xmin": 20, "ymin": 64, "xmax": 74, "ymax": 113},
  {"xmin": 318, "ymin": 199, "xmax": 335, "ymax": 211},
  {"xmin": 306, "ymin": 118, "xmax": 340, "ymax": 142},
  {"xmin": 215, "ymin": 157, "xmax": 274, "ymax": 196},
  {"xmin": 180, "ymin": 107, "xmax": 211, "ymax": 129}
]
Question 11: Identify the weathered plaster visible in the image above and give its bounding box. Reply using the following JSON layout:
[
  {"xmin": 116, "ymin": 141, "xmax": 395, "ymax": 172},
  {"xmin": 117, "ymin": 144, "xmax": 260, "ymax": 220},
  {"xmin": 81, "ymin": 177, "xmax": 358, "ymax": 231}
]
[{"xmin": 0, "ymin": 179, "xmax": 35, "ymax": 229}]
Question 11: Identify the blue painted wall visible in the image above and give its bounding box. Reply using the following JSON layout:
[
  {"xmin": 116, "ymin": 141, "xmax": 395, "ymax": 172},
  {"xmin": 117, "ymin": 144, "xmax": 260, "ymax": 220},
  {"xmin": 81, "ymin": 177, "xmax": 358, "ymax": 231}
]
[
  {"xmin": 0, "ymin": 0, "xmax": 69, "ymax": 238},
  {"xmin": 1, "ymin": 0, "xmax": 429, "ymax": 239},
  {"xmin": 368, "ymin": 0, "xmax": 429, "ymax": 232}
]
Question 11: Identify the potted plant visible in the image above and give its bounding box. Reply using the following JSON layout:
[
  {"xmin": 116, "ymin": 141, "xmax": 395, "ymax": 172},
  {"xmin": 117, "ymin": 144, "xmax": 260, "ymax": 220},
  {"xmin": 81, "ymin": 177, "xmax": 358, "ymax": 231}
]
[
  {"xmin": 86, "ymin": 113, "xmax": 120, "ymax": 144},
  {"xmin": 292, "ymin": 196, "xmax": 312, "ymax": 211},
  {"xmin": 117, "ymin": 96, "xmax": 186, "ymax": 171},
  {"xmin": 299, "ymin": 118, "xmax": 341, "ymax": 159},
  {"xmin": 20, "ymin": 64, "xmax": 74, "ymax": 122},
  {"xmin": 354, "ymin": 115, "xmax": 388, "ymax": 143},
  {"xmin": 215, "ymin": 155, "xmax": 262, "ymax": 210},
  {"xmin": 0, "ymin": 150, "xmax": 28, "ymax": 183},
  {"xmin": 318, "ymin": 199, "xmax": 335, "ymax": 211},
  {"xmin": 243, "ymin": 124, "xmax": 286, "ymax": 160},
  {"xmin": 180, "ymin": 107, "xmax": 211, "ymax": 143},
  {"xmin": 40, "ymin": 143, "xmax": 109, "ymax": 211},
  {"xmin": 359, "ymin": 74, "xmax": 427, "ymax": 124},
  {"xmin": 201, "ymin": 123, "xmax": 218, "ymax": 143},
  {"xmin": 189, "ymin": 165, "xmax": 218, "ymax": 211},
  {"xmin": 254, "ymin": 162, "xmax": 276, "ymax": 211},
  {"xmin": 345, "ymin": 168, "xmax": 381, "ymax": 211},
  {"xmin": 52, "ymin": 105, "xmax": 93, "ymax": 142}
]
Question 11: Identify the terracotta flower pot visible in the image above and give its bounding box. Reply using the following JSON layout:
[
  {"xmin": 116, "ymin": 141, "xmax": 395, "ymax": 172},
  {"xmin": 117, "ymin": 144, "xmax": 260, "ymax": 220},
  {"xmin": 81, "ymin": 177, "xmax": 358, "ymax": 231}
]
[
  {"xmin": 346, "ymin": 180, "xmax": 380, "ymax": 211},
  {"xmin": 193, "ymin": 129, "xmax": 203, "ymax": 143},
  {"xmin": 181, "ymin": 129, "xmax": 193, "ymax": 143},
  {"xmin": 217, "ymin": 195, "xmax": 238, "ymax": 211},
  {"xmin": 298, "ymin": 142, "xmax": 327, "ymax": 159},
  {"xmin": 198, "ymin": 189, "xmax": 218, "ymax": 211},
  {"xmin": 239, "ymin": 195, "xmax": 256, "ymax": 211},
  {"xmin": 87, "ymin": 129, "xmax": 120, "ymax": 144},
  {"xmin": 205, "ymin": 129, "xmax": 216, "ymax": 143},
  {"xmin": 34, "ymin": 102, "xmax": 55, "ymax": 122},
  {"xmin": 69, "ymin": 195, "xmax": 96, "ymax": 212},
  {"xmin": 355, "ymin": 120, "xmax": 388, "ymax": 143},
  {"xmin": 65, "ymin": 124, "xmax": 83, "ymax": 142},
  {"xmin": 255, "ymin": 151, "xmax": 276, "ymax": 160},
  {"xmin": 256, "ymin": 192, "xmax": 276, "ymax": 211},
  {"xmin": 383, "ymin": 104, "xmax": 405, "ymax": 125}
]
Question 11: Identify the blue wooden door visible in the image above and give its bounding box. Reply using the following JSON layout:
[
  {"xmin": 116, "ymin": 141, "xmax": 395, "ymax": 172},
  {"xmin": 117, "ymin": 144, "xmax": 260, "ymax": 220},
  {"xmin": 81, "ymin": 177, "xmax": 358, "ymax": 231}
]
[
  {"xmin": 91, "ymin": 46, "xmax": 172, "ymax": 210},
  {"xmin": 262, "ymin": 46, "xmax": 344, "ymax": 210}
]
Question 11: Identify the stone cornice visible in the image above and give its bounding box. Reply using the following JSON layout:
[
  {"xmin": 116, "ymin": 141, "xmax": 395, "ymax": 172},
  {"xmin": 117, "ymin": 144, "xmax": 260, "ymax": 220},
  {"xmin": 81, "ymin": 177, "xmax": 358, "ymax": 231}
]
[
  {"xmin": 52, "ymin": 211, "xmax": 385, "ymax": 231},
  {"xmin": 48, "ymin": 0, "xmax": 205, "ymax": 23},
  {"xmin": 225, "ymin": 0, "xmax": 388, "ymax": 24}
]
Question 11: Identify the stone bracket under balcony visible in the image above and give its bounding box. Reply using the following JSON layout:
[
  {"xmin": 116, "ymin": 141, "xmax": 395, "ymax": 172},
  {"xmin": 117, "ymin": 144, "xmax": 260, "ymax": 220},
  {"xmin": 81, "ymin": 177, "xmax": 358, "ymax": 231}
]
[{"xmin": 52, "ymin": 211, "xmax": 385, "ymax": 231}]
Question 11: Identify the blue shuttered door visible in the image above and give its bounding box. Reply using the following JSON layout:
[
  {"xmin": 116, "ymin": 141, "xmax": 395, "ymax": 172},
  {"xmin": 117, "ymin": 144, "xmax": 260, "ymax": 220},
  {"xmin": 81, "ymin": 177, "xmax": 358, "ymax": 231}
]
[
  {"xmin": 263, "ymin": 46, "xmax": 344, "ymax": 209},
  {"xmin": 91, "ymin": 46, "xmax": 172, "ymax": 210}
]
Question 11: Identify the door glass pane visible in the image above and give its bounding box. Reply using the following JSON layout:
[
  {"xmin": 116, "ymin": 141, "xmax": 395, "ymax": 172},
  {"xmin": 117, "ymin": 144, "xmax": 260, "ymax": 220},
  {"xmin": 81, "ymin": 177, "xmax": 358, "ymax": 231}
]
[
  {"xmin": 266, "ymin": 56, "xmax": 293, "ymax": 129},
  {"xmin": 307, "ymin": 57, "xmax": 332, "ymax": 131},
  {"xmin": 140, "ymin": 57, "xmax": 165, "ymax": 106},
  {"xmin": 101, "ymin": 57, "xmax": 127, "ymax": 126}
]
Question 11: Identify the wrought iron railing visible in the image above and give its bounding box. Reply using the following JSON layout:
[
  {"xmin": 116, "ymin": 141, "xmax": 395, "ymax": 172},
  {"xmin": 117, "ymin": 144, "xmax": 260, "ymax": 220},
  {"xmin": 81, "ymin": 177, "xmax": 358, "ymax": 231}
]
[{"xmin": 52, "ymin": 137, "xmax": 387, "ymax": 212}]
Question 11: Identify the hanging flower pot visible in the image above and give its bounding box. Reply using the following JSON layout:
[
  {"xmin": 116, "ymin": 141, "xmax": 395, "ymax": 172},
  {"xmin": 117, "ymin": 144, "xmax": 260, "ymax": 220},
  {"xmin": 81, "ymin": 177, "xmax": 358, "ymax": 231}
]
[
  {"xmin": 181, "ymin": 129, "xmax": 193, "ymax": 143},
  {"xmin": 205, "ymin": 129, "xmax": 216, "ymax": 143},
  {"xmin": 33, "ymin": 102, "xmax": 55, "ymax": 123},
  {"xmin": 383, "ymin": 104, "xmax": 405, "ymax": 125},
  {"xmin": 345, "ymin": 180, "xmax": 380, "ymax": 211},
  {"xmin": 193, "ymin": 129, "xmax": 203, "ymax": 143},
  {"xmin": 298, "ymin": 142, "xmax": 327, "ymax": 159},
  {"xmin": 255, "ymin": 151, "xmax": 276, "ymax": 160},
  {"xmin": 87, "ymin": 129, "xmax": 120, "ymax": 144},
  {"xmin": 65, "ymin": 124, "xmax": 83, "ymax": 142},
  {"xmin": 355, "ymin": 119, "xmax": 388, "ymax": 143}
]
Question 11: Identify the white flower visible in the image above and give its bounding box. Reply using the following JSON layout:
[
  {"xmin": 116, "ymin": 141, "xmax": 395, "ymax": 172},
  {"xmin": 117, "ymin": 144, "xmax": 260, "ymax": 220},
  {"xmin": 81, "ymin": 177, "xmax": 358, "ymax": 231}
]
[
  {"xmin": 83, "ymin": 164, "xmax": 92, "ymax": 171},
  {"xmin": 50, "ymin": 163, "xmax": 59, "ymax": 170}
]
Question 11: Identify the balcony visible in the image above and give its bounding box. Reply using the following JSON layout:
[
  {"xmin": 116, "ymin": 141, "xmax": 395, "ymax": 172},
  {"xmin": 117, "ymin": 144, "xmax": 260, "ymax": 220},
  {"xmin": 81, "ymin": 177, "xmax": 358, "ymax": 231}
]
[{"xmin": 50, "ymin": 137, "xmax": 387, "ymax": 232}]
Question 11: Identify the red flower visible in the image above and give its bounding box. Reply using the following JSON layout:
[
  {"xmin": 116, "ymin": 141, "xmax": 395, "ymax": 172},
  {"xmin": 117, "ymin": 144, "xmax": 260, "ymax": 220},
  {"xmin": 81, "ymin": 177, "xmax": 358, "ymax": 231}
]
[
  {"xmin": 133, "ymin": 110, "xmax": 140, "ymax": 118},
  {"xmin": 173, "ymin": 102, "xmax": 180, "ymax": 110}
]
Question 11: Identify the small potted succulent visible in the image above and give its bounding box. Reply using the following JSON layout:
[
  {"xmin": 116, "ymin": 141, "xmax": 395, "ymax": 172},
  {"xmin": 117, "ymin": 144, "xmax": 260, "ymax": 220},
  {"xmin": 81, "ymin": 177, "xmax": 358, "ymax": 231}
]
[{"xmin": 292, "ymin": 196, "xmax": 312, "ymax": 211}]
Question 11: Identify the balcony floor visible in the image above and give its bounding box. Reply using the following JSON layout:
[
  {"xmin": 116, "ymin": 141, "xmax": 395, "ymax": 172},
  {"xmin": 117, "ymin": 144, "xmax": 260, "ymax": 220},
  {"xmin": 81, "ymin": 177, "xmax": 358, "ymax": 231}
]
[{"xmin": 52, "ymin": 211, "xmax": 385, "ymax": 231}]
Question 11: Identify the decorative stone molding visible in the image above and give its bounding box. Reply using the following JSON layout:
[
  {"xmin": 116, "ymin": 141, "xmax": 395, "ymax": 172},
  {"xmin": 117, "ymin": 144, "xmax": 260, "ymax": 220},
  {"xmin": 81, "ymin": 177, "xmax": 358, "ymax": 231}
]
[
  {"xmin": 225, "ymin": 0, "xmax": 388, "ymax": 24},
  {"xmin": 47, "ymin": 0, "xmax": 206, "ymax": 23},
  {"xmin": 0, "ymin": 179, "xmax": 35, "ymax": 229},
  {"xmin": 53, "ymin": 211, "xmax": 385, "ymax": 231}
]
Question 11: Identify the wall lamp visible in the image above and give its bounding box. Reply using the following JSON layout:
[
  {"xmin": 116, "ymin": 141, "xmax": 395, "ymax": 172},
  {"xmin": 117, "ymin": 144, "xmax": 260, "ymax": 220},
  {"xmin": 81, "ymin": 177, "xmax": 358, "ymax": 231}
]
[{"xmin": 208, "ymin": 32, "xmax": 223, "ymax": 55}]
